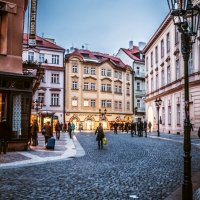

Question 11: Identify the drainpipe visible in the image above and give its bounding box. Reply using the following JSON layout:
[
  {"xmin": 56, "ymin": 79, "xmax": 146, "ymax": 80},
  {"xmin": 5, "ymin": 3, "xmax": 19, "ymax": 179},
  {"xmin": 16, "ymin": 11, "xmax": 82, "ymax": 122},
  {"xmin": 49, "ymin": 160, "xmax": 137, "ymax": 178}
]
[
  {"xmin": 132, "ymin": 62, "xmax": 135, "ymax": 120},
  {"xmin": 63, "ymin": 51, "xmax": 65, "ymax": 123}
]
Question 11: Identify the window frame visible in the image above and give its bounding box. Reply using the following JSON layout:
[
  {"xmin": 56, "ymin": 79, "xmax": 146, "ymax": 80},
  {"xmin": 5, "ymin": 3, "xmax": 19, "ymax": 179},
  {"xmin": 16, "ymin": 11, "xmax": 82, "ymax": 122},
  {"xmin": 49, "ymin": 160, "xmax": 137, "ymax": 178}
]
[{"xmin": 51, "ymin": 94, "xmax": 59, "ymax": 105}]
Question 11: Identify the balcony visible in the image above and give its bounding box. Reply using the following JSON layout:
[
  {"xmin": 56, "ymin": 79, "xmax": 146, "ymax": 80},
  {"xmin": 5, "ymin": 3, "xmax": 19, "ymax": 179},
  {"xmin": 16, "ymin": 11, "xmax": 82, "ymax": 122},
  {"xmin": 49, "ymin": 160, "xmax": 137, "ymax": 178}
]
[
  {"xmin": 134, "ymin": 72, "xmax": 145, "ymax": 78},
  {"xmin": 137, "ymin": 107, "xmax": 145, "ymax": 112}
]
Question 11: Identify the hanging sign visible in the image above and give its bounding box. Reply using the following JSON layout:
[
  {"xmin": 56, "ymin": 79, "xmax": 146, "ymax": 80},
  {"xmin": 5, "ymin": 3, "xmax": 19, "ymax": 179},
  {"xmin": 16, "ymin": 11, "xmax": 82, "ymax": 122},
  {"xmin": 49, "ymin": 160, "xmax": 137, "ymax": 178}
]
[{"xmin": 29, "ymin": 0, "xmax": 37, "ymax": 47}]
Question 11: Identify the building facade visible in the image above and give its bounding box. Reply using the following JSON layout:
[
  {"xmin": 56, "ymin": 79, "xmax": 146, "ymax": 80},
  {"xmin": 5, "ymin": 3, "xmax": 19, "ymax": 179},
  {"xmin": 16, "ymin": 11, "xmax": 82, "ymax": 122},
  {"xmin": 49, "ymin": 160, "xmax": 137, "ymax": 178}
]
[
  {"xmin": 143, "ymin": 14, "xmax": 200, "ymax": 136},
  {"xmin": 116, "ymin": 41, "xmax": 146, "ymax": 122},
  {"xmin": 23, "ymin": 34, "xmax": 65, "ymax": 131},
  {"xmin": 65, "ymin": 49, "xmax": 133, "ymax": 130}
]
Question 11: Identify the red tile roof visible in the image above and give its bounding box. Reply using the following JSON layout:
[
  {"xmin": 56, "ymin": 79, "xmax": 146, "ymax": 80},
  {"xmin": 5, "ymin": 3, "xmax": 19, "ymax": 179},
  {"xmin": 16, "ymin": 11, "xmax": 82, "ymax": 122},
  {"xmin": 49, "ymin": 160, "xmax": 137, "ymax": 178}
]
[
  {"xmin": 23, "ymin": 33, "xmax": 65, "ymax": 51},
  {"xmin": 120, "ymin": 46, "xmax": 144, "ymax": 61},
  {"xmin": 66, "ymin": 49, "xmax": 129, "ymax": 69}
]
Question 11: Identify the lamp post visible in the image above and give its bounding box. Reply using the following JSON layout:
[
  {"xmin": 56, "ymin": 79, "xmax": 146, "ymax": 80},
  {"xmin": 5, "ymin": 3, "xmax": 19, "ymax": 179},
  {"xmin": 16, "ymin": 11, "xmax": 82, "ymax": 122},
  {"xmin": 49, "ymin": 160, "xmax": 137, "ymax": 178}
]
[
  {"xmin": 167, "ymin": 1, "xmax": 200, "ymax": 199},
  {"xmin": 134, "ymin": 107, "xmax": 138, "ymax": 133},
  {"xmin": 154, "ymin": 98, "xmax": 162, "ymax": 137},
  {"xmin": 32, "ymin": 99, "xmax": 44, "ymax": 112}
]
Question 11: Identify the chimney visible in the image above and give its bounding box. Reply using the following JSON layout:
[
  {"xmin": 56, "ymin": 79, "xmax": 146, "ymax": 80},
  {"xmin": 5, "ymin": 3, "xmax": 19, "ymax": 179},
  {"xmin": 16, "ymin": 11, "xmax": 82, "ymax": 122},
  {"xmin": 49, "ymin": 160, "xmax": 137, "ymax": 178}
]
[
  {"xmin": 129, "ymin": 41, "xmax": 133, "ymax": 49},
  {"xmin": 138, "ymin": 42, "xmax": 146, "ymax": 60}
]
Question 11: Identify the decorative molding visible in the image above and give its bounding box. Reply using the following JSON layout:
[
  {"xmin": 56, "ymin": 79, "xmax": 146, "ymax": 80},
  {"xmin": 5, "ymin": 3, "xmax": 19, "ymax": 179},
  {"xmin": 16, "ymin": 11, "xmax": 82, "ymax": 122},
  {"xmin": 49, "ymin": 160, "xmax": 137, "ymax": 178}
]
[
  {"xmin": 160, "ymin": 62, "xmax": 164, "ymax": 67},
  {"xmin": 150, "ymin": 70, "xmax": 153, "ymax": 75},
  {"xmin": 101, "ymin": 77, "xmax": 112, "ymax": 82},
  {"xmin": 173, "ymin": 48, "xmax": 180, "ymax": 55},
  {"xmin": 165, "ymin": 56, "xmax": 170, "ymax": 62},
  {"xmin": 71, "ymin": 75, "xmax": 79, "ymax": 79},
  {"xmin": 155, "ymin": 66, "xmax": 158, "ymax": 71},
  {"xmin": 83, "ymin": 76, "xmax": 97, "ymax": 80}
]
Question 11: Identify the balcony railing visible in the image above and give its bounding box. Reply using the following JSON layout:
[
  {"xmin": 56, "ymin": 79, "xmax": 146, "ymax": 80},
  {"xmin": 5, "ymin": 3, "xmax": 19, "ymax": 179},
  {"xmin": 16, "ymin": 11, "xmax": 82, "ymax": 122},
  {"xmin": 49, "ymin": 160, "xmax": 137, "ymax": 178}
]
[
  {"xmin": 134, "ymin": 72, "xmax": 145, "ymax": 78},
  {"xmin": 137, "ymin": 107, "xmax": 145, "ymax": 112}
]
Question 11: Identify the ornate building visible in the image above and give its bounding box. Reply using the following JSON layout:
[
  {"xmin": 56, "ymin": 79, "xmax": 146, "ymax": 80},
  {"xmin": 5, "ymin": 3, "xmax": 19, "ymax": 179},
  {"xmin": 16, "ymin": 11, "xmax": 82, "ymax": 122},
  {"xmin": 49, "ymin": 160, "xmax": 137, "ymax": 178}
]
[
  {"xmin": 143, "ymin": 14, "xmax": 200, "ymax": 136},
  {"xmin": 65, "ymin": 49, "xmax": 133, "ymax": 130}
]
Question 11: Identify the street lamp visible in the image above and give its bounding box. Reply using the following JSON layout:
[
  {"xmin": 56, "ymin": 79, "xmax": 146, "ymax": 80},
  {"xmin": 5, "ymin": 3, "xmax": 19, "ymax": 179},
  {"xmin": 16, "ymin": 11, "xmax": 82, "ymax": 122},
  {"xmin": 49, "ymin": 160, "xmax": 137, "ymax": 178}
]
[
  {"xmin": 99, "ymin": 108, "xmax": 107, "ymax": 120},
  {"xmin": 32, "ymin": 99, "xmax": 44, "ymax": 112},
  {"xmin": 154, "ymin": 98, "xmax": 162, "ymax": 137},
  {"xmin": 167, "ymin": 0, "xmax": 200, "ymax": 199}
]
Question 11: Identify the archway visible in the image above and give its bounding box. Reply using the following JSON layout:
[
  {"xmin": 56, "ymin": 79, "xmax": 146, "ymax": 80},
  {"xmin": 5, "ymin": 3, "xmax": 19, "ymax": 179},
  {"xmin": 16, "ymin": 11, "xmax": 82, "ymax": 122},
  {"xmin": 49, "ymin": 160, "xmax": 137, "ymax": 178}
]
[{"xmin": 147, "ymin": 106, "xmax": 154, "ymax": 131}]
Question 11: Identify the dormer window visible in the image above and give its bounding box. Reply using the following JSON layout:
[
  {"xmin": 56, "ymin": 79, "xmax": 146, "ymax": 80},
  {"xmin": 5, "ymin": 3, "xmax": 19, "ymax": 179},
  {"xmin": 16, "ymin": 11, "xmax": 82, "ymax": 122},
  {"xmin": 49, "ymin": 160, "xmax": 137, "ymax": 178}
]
[
  {"xmin": 95, "ymin": 55, "xmax": 103, "ymax": 60},
  {"xmin": 81, "ymin": 53, "xmax": 89, "ymax": 58}
]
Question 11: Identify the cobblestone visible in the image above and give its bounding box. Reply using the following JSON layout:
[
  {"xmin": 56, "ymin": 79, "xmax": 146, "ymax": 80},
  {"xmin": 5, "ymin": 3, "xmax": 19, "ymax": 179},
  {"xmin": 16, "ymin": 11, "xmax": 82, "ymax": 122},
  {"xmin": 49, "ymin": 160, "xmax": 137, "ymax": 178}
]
[{"xmin": 0, "ymin": 131, "xmax": 200, "ymax": 199}]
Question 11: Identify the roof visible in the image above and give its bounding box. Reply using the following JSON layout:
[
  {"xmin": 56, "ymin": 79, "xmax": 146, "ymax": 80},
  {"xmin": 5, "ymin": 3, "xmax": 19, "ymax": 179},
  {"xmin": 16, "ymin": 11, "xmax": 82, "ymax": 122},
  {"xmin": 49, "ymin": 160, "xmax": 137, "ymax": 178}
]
[
  {"xmin": 120, "ymin": 46, "xmax": 144, "ymax": 62},
  {"xmin": 66, "ymin": 49, "xmax": 130, "ymax": 69},
  {"xmin": 23, "ymin": 33, "xmax": 65, "ymax": 51}
]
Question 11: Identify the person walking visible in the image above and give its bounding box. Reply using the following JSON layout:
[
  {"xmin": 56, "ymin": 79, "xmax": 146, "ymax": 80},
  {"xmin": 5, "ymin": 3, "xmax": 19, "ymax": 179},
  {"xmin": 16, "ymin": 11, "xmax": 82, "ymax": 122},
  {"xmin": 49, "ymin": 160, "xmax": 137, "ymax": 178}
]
[
  {"xmin": 31, "ymin": 119, "xmax": 38, "ymax": 146},
  {"xmin": 68, "ymin": 122, "xmax": 72, "ymax": 139},
  {"xmin": 130, "ymin": 121, "xmax": 135, "ymax": 137},
  {"xmin": 121, "ymin": 122, "xmax": 124, "ymax": 132},
  {"xmin": 113, "ymin": 122, "xmax": 118, "ymax": 134},
  {"xmin": 148, "ymin": 121, "xmax": 152, "ymax": 132},
  {"xmin": 95, "ymin": 123, "xmax": 105, "ymax": 149},
  {"xmin": 63, "ymin": 122, "xmax": 67, "ymax": 132},
  {"xmin": 55, "ymin": 120, "xmax": 62, "ymax": 140},
  {"xmin": 42, "ymin": 121, "xmax": 53, "ymax": 145},
  {"xmin": 71, "ymin": 123, "xmax": 75, "ymax": 133},
  {"xmin": 143, "ymin": 120, "xmax": 147, "ymax": 137},
  {"xmin": 0, "ymin": 117, "xmax": 11, "ymax": 154},
  {"xmin": 137, "ymin": 121, "xmax": 143, "ymax": 137}
]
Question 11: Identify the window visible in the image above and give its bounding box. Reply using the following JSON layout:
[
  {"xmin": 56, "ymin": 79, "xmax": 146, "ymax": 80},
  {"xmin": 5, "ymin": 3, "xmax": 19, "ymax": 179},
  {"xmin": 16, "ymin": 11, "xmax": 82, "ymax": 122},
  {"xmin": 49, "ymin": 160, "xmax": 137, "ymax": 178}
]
[
  {"xmin": 137, "ymin": 99, "xmax": 140, "ymax": 108},
  {"xmin": 167, "ymin": 66, "xmax": 171, "ymax": 84},
  {"xmin": 167, "ymin": 33, "xmax": 170, "ymax": 52},
  {"xmin": 136, "ymin": 82, "xmax": 140, "ymax": 90},
  {"xmin": 84, "ymin": 67, "xmax": 89, "ymax": 74},
  {"xmin": 51, "ymin": 74, "xmax": 59, "ymax": 83},
  {"xmin": 72, "ymin": 99, "xmax": 77, "ymax": 106},
  {"xmin": 52, "ymin": 55, "xmax": 59, "ymax": 64},
  {"xmin": 177, "ymin": 104, "xmax": 180, "ymax": 125},
  {"xmin": 107, "ymin": 70, "xmax": 111, "ymax": 76},
  {"xmin": 84, "ymin": 82, "xmax": 88, "ymax": 90},
  {"xmin": 146, "ymin": 81, "xmax": 149, "ymax": 94},
  {"xmin": 151, "ymin": 78, "xmax": 154, "ymax": 92},
  {"xmin": 91, "ymin": 68, "xmax": 95, "ymax": 74},
  {"xmin": 126, "ymin": 74, "xmax": 130, "ymax": 81},
  {"xmin": 161, "ymin": 39, "xmax": 164, "ymax": 57},
  {"xmin": 155, "ymin": 46, "xmax": 158, "ymax": 63},
  {"xmin": 119, "ymin": 86, "xmax": 122, "ymax": 93},
  {"xmin": 146, "ymin": 57, "xmax": 148, "ymax": 71},
  {"xmin": 168, "ymin": 106, "xmax": 171, "ymax": 125},
  {"xmin": 84, "ymin": 100, "xmax": 89, "ymax": 106},
  {"xmin": 91, "ymin": 83, "xmax": 95, "ymax": 90},
  {"xmin": 151, "ymin": 51, "xmax": 153, "ymax": 66},
  {"xmin": 119, "ymin": 101, "xmax": 122, "ymax": 109},
  {"xmin": 161, "ymin": 70, "xmax": 165, "ymax": 87},
  {"xmin": 136, "ymin": 67, "xmax": 140, "ymax": 75},
  {"xmin": 101, "ymin": 69, "xmax": 106, "ymax": 75},
  {"xmin": 39, "ymin": 53, "xmax": 44, "ymax": 63},
  {"xmin": 162, "ymin": 107, "xmax": 165, "ymax": 125},
  {"xmin": 107, "ymin": 100, "xmax": 111, "ymax": 108},
  {"xmin": 28, "ymin": 52, "xmax": 34, "ymax": 61},
  {"xmin": 72, "ymin": 66, "xmax": 77, "ymax": 73},
  {"xmin": 127, "ymin": 102, "xmax": 130, "ymax": 109},
  {"xmin": 176, "ymin": 60, "xmax": 180, "ymax": 80},
  {"xmin": 126, "ymin": 87, "xmax": 130, "ymax": 95},
  {"xmin": 72, "ymin": 81, "xmax": 77, "ymax": 89},
  {"xmin": 188, "ymin": 50, "xmax": 193, "ymax": 74},
  {"xmin": 101, "ymin": 100, "xmax": 106, "ymax": 107},
  {"xmin": 114, "ymin": 85, "xmax": 118, "ymax": 92},
  {"xmin": 175, "ymin": 26, "xmax": 179, "ymax": 43},
  {"xmin": 101, "ymin": 84, "xmax": 106, "ymax": 91},
  {"xmin": 51, "ymin": 94, "xmax": 59, "ymax": 105},
  {"xmin": 156, "ymin": 74, "xmax": 158, "ymax": 90},
  {"xmin": 38, "ymin": 93, "xmax": 44, "ymax": 104},
  {"xmin": 114, "ymin": 71, "xmax": 118, "ymax": 78},
  {"xmin": 119, "ymin": 72, "xmax": 122, "ymax": 79},
  {"xmin": 115, "ymin": 101, "xmax": 118, "ymax": 108},
  {"xmin": 107, "ymin": 84, "xmax": 111, "ymax": 92},
  {"xmin": 91, "ymin": 100, "xmax": 96, "ymax": 107}
]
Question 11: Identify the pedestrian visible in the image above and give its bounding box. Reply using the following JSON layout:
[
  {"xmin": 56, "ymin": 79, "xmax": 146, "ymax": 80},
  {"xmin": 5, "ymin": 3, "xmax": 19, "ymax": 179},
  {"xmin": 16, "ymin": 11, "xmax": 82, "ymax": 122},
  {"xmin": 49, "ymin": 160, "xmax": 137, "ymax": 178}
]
[
  {"xmin": 113, "ymin": 122, "xmax": 118, "ymax": 134},
  {"xmin": 125, "ymin": 122, "xmax": 129, "ymax": 133},
  {"xmin": 148, "ymin": 121, "xmax": 152, "ymax": 132},
  {"xmin": 71, "ymin": 123, "xmax": 75, "ymax": 133},
  {"xmin": 121, "ymin": 123, "xmax": 124, "ymax": 132},
  {"xmin": 79, "ymin": 123, "xmax": 83, "ymax": 132},
  {"xmin": 137, "ymin": 121, "xmax": 143, "ymax": 137},
  {"xmin": 68, "ymin": 122, "xmax": 72, "ymax": 139},
  {"xmin": 0, "ymin": 117, "xmax": 11, "ymax": 154},
  {"xmin": 143, "ymin": 120, "xmax": 147, "ymax": 137},
  {"xmin": 130, "ymin": 121, "xmax": 135, "ymax": 137},
  {"xmin": 42, "ymin": 121, "xmax": 53, "ymax": 146},
  {"xmin": 63, "ymin": 122, "xmax": 67, "ymax": 132},
  {"xmin": 60, "ymin": 122, "xmax": 63, "ymax": 132},
  {"xmin": 55, "ymin": 120, "xmax": 62, "ymax": 140},
  {"xmin": 29, "ymin": 122, "xmax": 33, "ymax": 145},
  {"xmin": 95, "ymin": 123, "xmax": 105, "ymax": 149},
  {"xmin": 198, "ymin": 127, "xmax": 200, "ymax": 138},
  {"xmin": 31, "ymin": 119, "xmax": 38, "ymax": 146}
]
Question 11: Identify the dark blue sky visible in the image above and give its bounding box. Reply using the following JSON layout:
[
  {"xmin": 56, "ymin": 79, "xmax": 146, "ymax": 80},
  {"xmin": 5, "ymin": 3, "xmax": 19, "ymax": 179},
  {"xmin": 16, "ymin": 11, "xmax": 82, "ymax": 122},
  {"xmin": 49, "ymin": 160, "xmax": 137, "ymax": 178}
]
[{"xmin": 25, "ymin": 0, "xmax": 169, "ymax": 55}]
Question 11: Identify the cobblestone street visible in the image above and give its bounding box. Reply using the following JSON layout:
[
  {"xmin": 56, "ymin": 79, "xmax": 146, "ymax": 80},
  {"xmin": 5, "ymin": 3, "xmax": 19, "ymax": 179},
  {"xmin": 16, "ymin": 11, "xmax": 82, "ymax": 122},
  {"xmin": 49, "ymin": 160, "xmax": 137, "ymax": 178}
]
[{"xmin": 0, "ymin": 131, "xmax": 200, "ymax": 199}]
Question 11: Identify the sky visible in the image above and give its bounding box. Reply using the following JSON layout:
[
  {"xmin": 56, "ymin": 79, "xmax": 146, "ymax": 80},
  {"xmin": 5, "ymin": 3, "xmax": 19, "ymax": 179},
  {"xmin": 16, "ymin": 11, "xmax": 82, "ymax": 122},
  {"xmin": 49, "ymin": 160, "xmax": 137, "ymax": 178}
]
[{"xmin": 25, "ymin": 0, "xmax": 169, "ymax": 55}]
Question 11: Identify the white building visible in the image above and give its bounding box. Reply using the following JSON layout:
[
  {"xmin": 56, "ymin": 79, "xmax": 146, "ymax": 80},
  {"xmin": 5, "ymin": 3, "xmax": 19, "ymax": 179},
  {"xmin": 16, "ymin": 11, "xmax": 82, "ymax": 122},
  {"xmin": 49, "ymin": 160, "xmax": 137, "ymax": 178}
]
[
  {"xmin": 116, "ymin": 41, "xmax": 146, "ymax": 122},
  {"xmin": 143, "ymin": 15, "xmax": 200, "ymax": 136},
  {"xmin": 23, "ymin": 34, "xmax": 65, "ymax": 130}
]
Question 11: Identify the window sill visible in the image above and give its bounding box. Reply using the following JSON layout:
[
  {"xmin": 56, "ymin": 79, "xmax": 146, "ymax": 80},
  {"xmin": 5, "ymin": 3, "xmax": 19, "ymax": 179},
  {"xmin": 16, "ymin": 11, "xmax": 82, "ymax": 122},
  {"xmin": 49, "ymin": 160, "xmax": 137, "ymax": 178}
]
[
  {"xmin": 71, "ymin": 88, "xmax": 79, "ymax": 90},
  {"xmin": 51, "ymin": 82, "xmax": 60, "ymax": 84},
  {"xmin": 50, "ymin": 105, "xmax": 60, "ymax": 107}
]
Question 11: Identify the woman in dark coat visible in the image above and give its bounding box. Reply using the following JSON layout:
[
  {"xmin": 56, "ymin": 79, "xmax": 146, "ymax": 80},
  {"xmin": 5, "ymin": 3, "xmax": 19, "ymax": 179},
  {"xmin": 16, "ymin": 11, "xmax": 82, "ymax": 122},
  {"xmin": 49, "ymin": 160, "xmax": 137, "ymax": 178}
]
[
  {"xmin": 95, "ymin": 123, "xmax": 104, "ymax": 149},
  {"xmin": 31, "ymin": 119, "xmax": 38, "ymax": 146},
  {"xmin": 42, "ymin": 121, "xmax": 53, "ymax": 145}
]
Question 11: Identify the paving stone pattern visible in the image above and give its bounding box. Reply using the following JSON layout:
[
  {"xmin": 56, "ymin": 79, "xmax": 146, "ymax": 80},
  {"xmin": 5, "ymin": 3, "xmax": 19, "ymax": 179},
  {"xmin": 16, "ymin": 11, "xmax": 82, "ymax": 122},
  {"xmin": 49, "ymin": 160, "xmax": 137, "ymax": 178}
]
[{"xmin": 0, "ymin": 131, "xmax": 200, "ymax": 199}]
